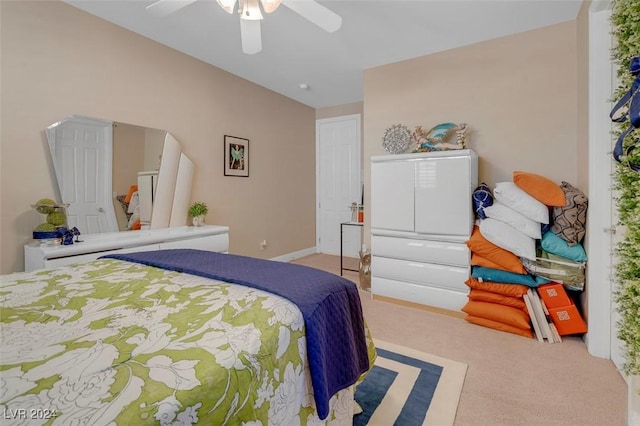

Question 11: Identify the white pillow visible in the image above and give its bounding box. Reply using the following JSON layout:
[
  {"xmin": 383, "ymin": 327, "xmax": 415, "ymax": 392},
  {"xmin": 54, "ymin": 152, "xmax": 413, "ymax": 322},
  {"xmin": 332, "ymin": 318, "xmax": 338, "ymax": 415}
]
[
  {"xmin": 479, "ymin": 218, "xmax": 536, "ymax": 260},
  {"xmin": 484, "ymin": 201, "xmax": 542, "ymax": 239},
  {"xmin": 493, "ymin": 182, "xmax": 549, "ymax": 224}
]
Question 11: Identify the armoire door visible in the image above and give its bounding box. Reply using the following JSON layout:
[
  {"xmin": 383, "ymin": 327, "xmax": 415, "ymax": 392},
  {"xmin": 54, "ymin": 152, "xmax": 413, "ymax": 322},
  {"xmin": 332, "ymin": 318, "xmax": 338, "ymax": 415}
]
[
  {"xmin": 414, "ymin": 155, "xmax": 472, "ymax": 236},
  {"xmin": 370, "ymin": 160, "xmax": 415, "ymax": 232}
]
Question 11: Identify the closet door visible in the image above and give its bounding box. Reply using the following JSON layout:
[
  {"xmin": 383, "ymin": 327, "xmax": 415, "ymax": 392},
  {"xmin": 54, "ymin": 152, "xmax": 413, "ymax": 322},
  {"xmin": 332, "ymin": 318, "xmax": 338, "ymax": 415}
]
[
  {"xmin": 371, "ymin": 160, "xmax": 415, "ymax": 232},
  {"xmin": 414, "ymin": 154, "xmax": 471, "ymax": 236}
]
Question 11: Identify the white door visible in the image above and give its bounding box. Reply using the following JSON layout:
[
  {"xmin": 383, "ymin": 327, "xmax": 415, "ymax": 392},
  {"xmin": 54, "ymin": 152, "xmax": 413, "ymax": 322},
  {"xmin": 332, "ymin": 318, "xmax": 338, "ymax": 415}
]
[
  {"xmin": 316, "ymin": 114, "xmax": 361, "ymax": 256},
  {"xmin": 47, "ymin": 116, "xmax": 118, "ymax": 234},
  {"xmin": 586, "ymin": 4, "xmax": 626, "ymax": 370}
]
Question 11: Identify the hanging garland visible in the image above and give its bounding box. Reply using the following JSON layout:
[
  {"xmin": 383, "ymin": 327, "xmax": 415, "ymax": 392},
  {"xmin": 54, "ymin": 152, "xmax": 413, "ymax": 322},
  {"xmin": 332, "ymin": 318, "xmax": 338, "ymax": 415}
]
[{"xmin": 611, "ymin": 0, "xmax": 640, "ymax": 377}]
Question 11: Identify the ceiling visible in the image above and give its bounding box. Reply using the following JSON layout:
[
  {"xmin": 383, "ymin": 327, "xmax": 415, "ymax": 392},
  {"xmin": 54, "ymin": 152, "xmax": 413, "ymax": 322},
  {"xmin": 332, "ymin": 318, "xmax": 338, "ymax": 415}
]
[{"xmin": 64, "ymin": 0, "xmax": 583, "ymax": 109}]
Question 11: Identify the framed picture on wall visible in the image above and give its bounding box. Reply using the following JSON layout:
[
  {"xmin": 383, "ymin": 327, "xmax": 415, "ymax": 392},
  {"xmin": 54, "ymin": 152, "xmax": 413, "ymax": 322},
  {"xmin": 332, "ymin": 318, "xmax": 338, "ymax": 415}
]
[{"xmin": 224, "ymin": 135, "xmax": 249, "ymax": 177}]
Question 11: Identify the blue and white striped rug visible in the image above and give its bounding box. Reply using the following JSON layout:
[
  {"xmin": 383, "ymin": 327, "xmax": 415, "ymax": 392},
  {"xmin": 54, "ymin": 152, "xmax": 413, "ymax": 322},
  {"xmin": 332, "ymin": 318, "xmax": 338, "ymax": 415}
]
[{"xmin": 354, "ymin": 340, "xmax": 467, "ymax": 426}]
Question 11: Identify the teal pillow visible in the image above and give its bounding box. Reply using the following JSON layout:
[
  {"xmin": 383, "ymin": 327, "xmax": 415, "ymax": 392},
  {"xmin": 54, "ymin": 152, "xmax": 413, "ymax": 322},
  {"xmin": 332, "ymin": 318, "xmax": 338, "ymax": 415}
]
[
  {"xmin": 471, "ymin": 266, "xmax": 538, "ymax": 287},
  {"xmin": 541, "ymin": 231, "xmax": 587, "ymax": 262},
  {"xmin": 535, "ymin": 275, "xmax": 551, "ymax": 285}
]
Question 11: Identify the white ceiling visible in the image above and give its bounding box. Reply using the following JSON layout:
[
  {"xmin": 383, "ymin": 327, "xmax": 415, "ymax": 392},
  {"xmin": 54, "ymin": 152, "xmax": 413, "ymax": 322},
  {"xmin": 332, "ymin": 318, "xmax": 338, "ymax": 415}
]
[{"xmin": 65, "ymin": 0, "xmax": 583, "ymax": 109}]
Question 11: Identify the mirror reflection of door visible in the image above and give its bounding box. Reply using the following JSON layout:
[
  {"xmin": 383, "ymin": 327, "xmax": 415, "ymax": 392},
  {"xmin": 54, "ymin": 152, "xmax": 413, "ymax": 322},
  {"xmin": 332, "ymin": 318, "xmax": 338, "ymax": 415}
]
[{"xmin": 46, "ymin": 116, "xmax": 119, "ymax": 234}]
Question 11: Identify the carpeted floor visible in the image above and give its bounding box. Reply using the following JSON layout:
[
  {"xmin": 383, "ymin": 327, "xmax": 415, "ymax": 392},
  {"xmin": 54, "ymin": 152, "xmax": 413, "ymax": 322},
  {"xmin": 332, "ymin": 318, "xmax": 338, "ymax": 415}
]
[{"xmin": 291, "ymin": 253, "xmax": 627, "ymax": 426}]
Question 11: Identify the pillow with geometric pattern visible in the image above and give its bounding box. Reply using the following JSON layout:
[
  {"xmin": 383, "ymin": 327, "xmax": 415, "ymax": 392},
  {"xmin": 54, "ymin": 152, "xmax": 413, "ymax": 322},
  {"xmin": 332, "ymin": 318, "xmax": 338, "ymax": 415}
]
[{"xmin": 551, "ymin": 182, "xmax": 588, "ymax": 246}]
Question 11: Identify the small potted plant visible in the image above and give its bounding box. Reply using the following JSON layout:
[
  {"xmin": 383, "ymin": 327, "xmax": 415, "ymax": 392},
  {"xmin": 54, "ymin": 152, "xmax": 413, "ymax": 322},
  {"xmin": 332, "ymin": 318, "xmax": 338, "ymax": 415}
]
[{"xmin": 188, "ymin": 201, "xmax": 208, "ymax": 227}]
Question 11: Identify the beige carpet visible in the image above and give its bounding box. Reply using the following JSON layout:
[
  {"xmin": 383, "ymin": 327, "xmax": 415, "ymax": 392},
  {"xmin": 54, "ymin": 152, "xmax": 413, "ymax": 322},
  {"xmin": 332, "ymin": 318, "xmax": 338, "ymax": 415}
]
[{"xmin": 292, "ymin": 254, "xmax": 627, "ymax": 426}]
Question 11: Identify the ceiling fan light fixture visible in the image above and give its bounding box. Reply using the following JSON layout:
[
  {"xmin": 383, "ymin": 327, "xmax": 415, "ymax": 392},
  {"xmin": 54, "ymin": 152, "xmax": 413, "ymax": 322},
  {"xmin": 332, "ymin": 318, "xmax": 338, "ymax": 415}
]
[
  {"xmin": 260, "ymin": 0, "xmax": 281, "ymax": 14},
  {"xmin": 216, "ymin": 0, "xmax": 237, "ymax": 14},
  {"xmin": 240, "ymin": 0, "xmax": 263, "ymax": 20}
]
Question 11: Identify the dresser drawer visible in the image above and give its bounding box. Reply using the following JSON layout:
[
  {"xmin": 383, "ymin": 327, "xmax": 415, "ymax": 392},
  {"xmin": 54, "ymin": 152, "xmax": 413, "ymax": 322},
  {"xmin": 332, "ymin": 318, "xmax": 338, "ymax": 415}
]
[
  {"xmin": 372, "ymin": 256, "xmax": 469, "ymax": 292},
  {"xmin": 372, "ymin": 276, "xmax": 469, "ymax": 312},
  {"xmin": 371, "ymin": 235, "xmax": 469, "ymax": 267},
  {"xmin": 160, "ymin": 233, "xmax": 229, "ymax": 252},
  {"xmin": 44, "ymin": 244, "xmax": 160, "ymax": 269}
]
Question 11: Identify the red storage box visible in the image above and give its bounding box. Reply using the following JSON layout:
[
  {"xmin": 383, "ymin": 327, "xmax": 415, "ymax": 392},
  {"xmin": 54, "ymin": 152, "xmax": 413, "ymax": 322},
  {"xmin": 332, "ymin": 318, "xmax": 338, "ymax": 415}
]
[
  {"xmin": 548, "ymin": 303, "xmax": 587, "ymax": 335},
  {"xmin": 538, "ymin": 283, "xmax": 572, "ymax": 309}
]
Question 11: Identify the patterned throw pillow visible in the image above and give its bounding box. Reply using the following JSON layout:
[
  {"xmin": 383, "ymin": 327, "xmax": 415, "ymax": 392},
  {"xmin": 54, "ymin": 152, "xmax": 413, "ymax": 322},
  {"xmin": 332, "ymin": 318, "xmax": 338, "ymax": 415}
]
[
  {"xmin": 551, "ymin": 182, "xmax": 588, "ymax": 246},
  {"xmin": 472, "ymin": 183, "xmax": 493, "ymax": 219}
]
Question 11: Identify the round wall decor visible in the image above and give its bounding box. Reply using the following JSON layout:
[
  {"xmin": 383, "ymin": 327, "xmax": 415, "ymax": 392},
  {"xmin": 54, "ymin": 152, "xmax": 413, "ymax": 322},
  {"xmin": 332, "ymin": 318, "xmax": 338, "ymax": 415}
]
[{"xmin": 382, "ymin": 124, "xmax": 411, "ymax": 154}]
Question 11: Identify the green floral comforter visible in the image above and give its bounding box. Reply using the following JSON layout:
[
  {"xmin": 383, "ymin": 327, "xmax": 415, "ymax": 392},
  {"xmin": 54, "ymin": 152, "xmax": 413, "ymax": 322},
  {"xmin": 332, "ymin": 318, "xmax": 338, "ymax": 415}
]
[{"xmin": 0, "ymin": 259, "xmax": 375, "ymax": 425}]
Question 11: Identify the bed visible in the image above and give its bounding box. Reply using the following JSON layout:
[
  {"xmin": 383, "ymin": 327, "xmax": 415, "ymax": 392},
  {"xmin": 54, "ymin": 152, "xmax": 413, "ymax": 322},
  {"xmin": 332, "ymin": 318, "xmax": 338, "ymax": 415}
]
[{"xmin": 0, "ymin": 249, "xmax": 375, "ymax": 425}]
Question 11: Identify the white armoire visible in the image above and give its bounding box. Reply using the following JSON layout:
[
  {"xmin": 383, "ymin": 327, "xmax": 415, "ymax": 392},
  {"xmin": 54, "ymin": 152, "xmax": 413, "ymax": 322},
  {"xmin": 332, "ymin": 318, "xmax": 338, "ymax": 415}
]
[{"xmin": 370, "ymin": 150, "xmax": 478, "ymax": 312}]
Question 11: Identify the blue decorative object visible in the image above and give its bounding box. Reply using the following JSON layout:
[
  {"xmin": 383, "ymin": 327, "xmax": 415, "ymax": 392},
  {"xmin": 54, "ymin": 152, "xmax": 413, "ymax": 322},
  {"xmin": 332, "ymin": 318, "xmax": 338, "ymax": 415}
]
[
  {"xmin": 472, "ymin": 183, "xmax": 493, "ymax": 219},
  {"xmin": 32, "ymin": 230, "xmax": 63, "ymax": 240},
  {"xmin": 412, "ymin": 122, "xmax": 467, "ymax": 152},
  {"xmin": 610, "ymin": 56, "xmax": 640, "ymax": 172},
  {"xmin": 71, "ymin": 227, "xmax": 83, "ymax": 242}
]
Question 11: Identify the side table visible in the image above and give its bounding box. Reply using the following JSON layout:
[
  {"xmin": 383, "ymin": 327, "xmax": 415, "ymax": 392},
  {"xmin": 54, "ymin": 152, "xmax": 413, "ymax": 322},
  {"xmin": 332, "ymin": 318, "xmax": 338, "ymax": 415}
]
[{"xmin": 340, "ymin": 221, "xmax": 363, "ymax": 276}]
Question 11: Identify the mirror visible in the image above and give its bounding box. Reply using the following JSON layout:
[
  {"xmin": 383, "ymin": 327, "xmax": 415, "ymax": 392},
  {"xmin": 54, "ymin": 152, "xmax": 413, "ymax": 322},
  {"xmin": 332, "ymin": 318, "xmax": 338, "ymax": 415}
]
[
  {"xmin": 45, "ymin": 115, "xmax": 175, "ymax": 235},
  {"xmin": 112, "ymin": 122, "xmax": 165, "ymax": 231}
]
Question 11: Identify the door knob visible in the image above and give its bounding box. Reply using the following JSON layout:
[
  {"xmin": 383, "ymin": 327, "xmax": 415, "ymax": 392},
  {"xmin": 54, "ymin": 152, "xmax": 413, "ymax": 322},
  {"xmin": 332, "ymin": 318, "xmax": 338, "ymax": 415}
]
[{"xmin": 97, "ymin": 207, "xmax": 105, "ymax": 213}]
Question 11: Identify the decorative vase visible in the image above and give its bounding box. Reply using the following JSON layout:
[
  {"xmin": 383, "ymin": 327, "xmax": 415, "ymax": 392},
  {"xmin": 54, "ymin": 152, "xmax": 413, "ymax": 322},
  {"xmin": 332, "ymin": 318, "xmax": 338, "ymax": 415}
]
[
  {"xmin": 358, "ymin": 250, "xmax": 371, "ymax": 291},
  {"xmin": 192, "ymin": 215, "xmax": 205, "ymax": 227}
]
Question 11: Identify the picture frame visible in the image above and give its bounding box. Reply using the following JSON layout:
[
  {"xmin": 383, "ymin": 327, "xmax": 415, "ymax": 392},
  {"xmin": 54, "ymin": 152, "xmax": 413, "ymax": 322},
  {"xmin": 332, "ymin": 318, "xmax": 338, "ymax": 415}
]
[{"xmin": 224, "ymin": 135, "xmax": 249, "ymax": 177}]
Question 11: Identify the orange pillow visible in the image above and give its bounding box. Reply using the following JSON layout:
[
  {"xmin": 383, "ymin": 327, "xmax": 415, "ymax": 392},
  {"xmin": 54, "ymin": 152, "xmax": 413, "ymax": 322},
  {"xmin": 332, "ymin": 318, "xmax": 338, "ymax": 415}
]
[
  {"xmin": 513, "ymin": 171, "xmax": 566, "ymax": 207},
  {"xmin": 468, "ymin": 289, "xmax": 527, "ymax": 311},
  {"xmin": 465, "ymin": 277, "xmax": 529, "ymax": 297},
  {"xmin": 466, "ymin": 226, "xmax": 526, "ymax": 274},
  {"xmin": 461, "ymin": 300, "xmax": 531, "ymax": 330},
  {"xmin": 465, "ymin": 315, "xmax": 534, "ymax": 339},
  {"xmin": 124, "ymin": 184, "xmax": 139, "ymax": 203}
]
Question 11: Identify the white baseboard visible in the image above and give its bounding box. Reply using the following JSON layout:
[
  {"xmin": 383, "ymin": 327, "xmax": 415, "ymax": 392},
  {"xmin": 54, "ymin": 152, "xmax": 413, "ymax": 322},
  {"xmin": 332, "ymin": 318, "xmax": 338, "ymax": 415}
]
[
  {"xmin": 270, "ymin": 247, "xmax": 318, "ymax": 263},
  {"xmin": 629, "ymin": 375, "xmax": 640, "ymax": 426}
]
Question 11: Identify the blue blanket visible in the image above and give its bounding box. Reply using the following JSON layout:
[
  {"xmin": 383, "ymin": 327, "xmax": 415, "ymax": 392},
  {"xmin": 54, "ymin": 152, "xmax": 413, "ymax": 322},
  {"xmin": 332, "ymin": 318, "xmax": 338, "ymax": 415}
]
[{"xmin": 101, "ymin": 249, "xmax": 370, "ymax": 419}]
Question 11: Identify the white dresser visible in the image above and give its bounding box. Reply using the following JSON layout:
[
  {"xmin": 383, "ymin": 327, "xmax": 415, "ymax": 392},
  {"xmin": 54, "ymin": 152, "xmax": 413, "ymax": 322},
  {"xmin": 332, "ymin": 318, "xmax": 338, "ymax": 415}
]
[
  {"xmin": 370, "ymin": 150, "xmax": 478, "ymax": 312},
  {"xmin": 24, "ymin": 225, "xmax": 229, "ymax": 272}
]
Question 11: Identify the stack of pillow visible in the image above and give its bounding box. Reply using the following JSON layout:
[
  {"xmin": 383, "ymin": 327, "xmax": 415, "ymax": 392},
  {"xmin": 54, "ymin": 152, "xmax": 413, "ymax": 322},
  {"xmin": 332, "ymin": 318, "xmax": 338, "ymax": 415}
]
[
  {"xmin": 462, "ymin": 171, "xmax": 588, "ymax": 338},
  {"xmin": 463, "ymin": 224, "xmax": 536, "ymax": 338}
]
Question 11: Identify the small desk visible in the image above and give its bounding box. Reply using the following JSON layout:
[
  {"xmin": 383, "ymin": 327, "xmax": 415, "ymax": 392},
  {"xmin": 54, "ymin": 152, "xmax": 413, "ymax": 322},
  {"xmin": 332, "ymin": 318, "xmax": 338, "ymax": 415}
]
[{"xmin": 340, "ymin": 221, "xmax": 363, "ymax": 276}]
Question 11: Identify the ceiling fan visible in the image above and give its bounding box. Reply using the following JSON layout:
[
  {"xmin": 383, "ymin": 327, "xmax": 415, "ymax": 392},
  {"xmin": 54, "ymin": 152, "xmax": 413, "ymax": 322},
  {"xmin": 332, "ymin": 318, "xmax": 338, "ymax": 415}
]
[{"xmin": 146, "ymin": 0, "xmax": 342, "ymax": 55}]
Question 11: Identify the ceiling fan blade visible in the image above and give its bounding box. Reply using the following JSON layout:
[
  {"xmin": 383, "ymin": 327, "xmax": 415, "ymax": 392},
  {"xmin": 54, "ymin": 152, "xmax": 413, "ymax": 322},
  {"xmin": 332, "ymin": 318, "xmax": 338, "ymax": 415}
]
[
  {"xmin": 240, "ymin": 19, "xmax": 262, "ymax": 54},
  {"xmin": 281, "ymin": 0, "xmax": 342, "ymax": 33},
  {"xmin": 146, "ymin": 0, "xmax": 198, "ymax": 17}
]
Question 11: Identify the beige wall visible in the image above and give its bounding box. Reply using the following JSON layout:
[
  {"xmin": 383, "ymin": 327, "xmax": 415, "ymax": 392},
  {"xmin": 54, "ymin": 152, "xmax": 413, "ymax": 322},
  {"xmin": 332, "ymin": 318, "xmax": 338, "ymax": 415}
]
[
  {"xmin": 0, "ymin": 1, "xmax": 316, "ymax": 273},
  {"xmin": 363, "ymin": 21, "xmax": 580, "ymax": 246},
  {"xmin": 576, "ymin": 1, "xmax": 590, "ymax": 192},
  {"xmin": 315, "ymin": 102, "xmax": 363, "ymax": 120}
]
